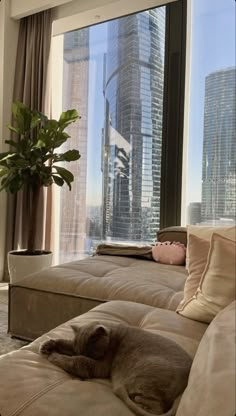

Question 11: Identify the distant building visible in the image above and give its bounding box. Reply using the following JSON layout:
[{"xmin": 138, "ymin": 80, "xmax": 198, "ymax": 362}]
[
  {"xmin": 201, "ymin": 67, "xmax": 236, "ymax": 223},
  {"xmin": 102, "ymin": 8, "xmax": 166, "ymax": 242},
  {"xmin": 188, "ymin": 202, "xmax": 202, "ymax": 225}
]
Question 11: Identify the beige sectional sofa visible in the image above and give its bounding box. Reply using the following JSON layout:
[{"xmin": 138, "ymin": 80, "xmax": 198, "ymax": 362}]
[{"xmin": 1, "ymin": 226, "xmax": 235, "ymax": 416}]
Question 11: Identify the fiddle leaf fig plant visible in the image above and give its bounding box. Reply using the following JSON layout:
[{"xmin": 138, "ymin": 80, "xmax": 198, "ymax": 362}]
[{"xmin": 0, "ymin": 101, "xmax": 81, "ymax": 253}]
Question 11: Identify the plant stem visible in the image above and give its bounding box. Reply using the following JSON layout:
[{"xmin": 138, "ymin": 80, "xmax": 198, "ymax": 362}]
[{"xmin": 28, "ymin": 185, "xmax": 41, "ymax": 253}]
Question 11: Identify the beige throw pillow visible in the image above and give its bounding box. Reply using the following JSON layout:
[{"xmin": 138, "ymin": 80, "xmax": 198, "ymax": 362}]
[
  {"xmin": 186, "ymin": 225, "xmax": 236, "ymax": 270},
  {"xmin": 177, "ymin": 234, "xmax": 210, "ymax": 310},
  {"xmin": 177, "ymin": 233, "xmax": 236, "ymax": 323}
]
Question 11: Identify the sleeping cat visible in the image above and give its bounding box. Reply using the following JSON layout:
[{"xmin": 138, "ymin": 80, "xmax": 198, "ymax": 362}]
[{"xmin": 40, "ymin": 321, "xmax": 192, "ymax": 416}]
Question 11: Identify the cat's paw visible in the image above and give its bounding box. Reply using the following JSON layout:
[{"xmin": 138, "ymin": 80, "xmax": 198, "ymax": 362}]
[
  {"xmin": 40, "ymin": 339, "xmax": 57, "ymax": 356},
  {"xmin": 48, "ymin": 352, "xmax": 61, "ymax": 365}
]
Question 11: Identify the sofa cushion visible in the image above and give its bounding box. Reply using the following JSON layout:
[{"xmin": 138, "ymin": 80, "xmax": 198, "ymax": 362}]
[
  {"xmin": 9, "ymin": 255, "xmax": 187, "ymax": 340},
  {"xmin": 1, "ymin": 300, "xmax": 207, "ymax": 416},
  {"xmin": 178, "ymin": 234, "xmax": 210, "ymax": 305},
  {"xmin": 176, "ymin": 301, "xmax": 236, "ymax": 416},
  {"xmin": 186, "ymin": 225, "xmax": 236, "ymax": 270},
  {"xmin": 177, "ymin": 233, "xmax": 236, "ymax": 323}
]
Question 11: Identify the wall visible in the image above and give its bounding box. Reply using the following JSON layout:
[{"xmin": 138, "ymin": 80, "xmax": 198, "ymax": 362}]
[
  {"xmin": 52, "ymin": 0, "xmax": 177, "ymax": 35},
  {"xmin": 0, "ymin": 0, "xmax": 19, "ymax": 279},
  {"xmin": 10, "ymin": 0, "xmax": 73, "ymax": 19}
]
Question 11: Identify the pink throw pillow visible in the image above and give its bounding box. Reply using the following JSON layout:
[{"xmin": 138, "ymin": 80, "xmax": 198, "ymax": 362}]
[{"xmin": 152, "ymin": 241, "xmax": 186, "ymax": 265}]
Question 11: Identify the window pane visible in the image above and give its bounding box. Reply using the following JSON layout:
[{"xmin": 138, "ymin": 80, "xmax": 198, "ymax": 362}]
[
  {"xmin": 184, "ymin": 0, "xmax": 236, "ymax": 226},
  {"xmin": 56, "ymin": 7, "xmax": 166, "ymax": 263}
]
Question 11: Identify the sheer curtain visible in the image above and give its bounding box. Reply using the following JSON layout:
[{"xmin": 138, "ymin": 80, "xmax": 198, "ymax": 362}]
[{"xmin": 3, "ymin": 10, "xmax": 52, "ymax": 280}]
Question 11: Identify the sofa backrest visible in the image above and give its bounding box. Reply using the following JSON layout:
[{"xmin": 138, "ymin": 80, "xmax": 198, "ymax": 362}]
[{"xmin": 157, "ymin": 226, "xmax": 187, "ymax": 246}]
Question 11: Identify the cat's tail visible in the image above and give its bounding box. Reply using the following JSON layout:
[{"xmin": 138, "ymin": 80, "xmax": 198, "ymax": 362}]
[{"xmin": 114, "ymin": 385, "xmax": 181, "ymax": 416}]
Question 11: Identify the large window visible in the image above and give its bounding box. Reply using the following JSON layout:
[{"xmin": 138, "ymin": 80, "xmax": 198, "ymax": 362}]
[
  {"xmin": 183, "ymin": 0, "xmax": 235, "ymax": 226},
  {"xmin": 54, "ymin": 7, "xmax": 168, "ymax": 263}
]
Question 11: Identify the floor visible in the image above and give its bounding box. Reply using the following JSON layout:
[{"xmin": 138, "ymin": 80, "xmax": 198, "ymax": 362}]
[
  {"xmin": 0, "ymin": 282, "xmax": 8, "ymax": 303},
  {"xmin": 0, "ymin": 282, "xmax": 28, "ymax": 354}
]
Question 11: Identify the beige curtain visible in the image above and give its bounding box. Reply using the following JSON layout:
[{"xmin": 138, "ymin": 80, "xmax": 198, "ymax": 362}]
[{"xmin": 4, "ymin": 10, "xmax": 52, "ymax": 280}]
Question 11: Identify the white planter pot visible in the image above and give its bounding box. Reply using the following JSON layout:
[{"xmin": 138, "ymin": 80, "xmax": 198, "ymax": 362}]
[{"xmin": 8, "ymin": 250, "xmax": 53, "ymax": 284}]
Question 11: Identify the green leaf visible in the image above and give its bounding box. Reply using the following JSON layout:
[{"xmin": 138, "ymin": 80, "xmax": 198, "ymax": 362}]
[
  {"xmin": 17, "ymin": 137, "xmax": 32, "ymax": 153},
  {"xmin": 35, "ymin": 111, "xmax": 48, "ymax": 124},
  {"xmin": 59, "ymin": 109, "xmax": 79, "ymax": 124},
  {"xmin": 52, "ymin": 175, "xmax": 64, "ymax": 187},
  {"xmin": 4, "ymin": 139, "xmax": 18, "ymax": 148},
  {"xmin": 14, "ymin": 159, "xmax": 30, "ymax": 168},
  {"xmin": 45, "ymin": 119, "xmax": 59, "ymax": 130},
  {"xmin": 0, "ymin": 173, "xmax": 23, "ymax": 193},
  {"xmin": 0, "ymin": 153, "xmax": 15, "ymax": 162},
  {"xmin": 8, "ymin": 176, "xmax": 24, "ymax": 193},
  {"xmin": 12, "ymin": 101, "xmax": 32, "ymax": 133},
  {"xmin": 55, "ymin": 149, "xmax": 81, "ymax": 162},
  {"xmin": 7, "ymin": 125, "xmax": 21, "ymax": 135},
  {"xmin": 54, "ymin": 166, "xmax": 74, "ymax": 190},
  {"xmin": 34, "ymin": 139, "xmax": 47, "ymax": 149},
  {"xmin": 30, "ymin": 113, "xmax": 42, "ymax": 129},
  {"xmin": 0, "ymin": 167, "xmax": 8, "ymax": 177},
  {"xmin": 51, "ymin": 132, "xmax": 70, "ymax": 149}
]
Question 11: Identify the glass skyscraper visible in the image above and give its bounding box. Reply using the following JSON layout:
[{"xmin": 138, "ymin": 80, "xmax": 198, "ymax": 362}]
[
  {"xmin": 102, "ymin": 8, "xmax": 166, "ymax": 242},
  {"xmin": 201, "ymin": 67, "xmax": 236, "ymax": 223}
]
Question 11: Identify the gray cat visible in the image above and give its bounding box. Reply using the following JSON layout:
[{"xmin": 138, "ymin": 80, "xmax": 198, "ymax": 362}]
[{"xmin": 40, "ymin": 321, "xmax": 192, "ymax": 416}]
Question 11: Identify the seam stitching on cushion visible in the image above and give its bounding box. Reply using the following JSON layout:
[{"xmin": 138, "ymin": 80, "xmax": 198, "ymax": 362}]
[
  {"xmin": 9, "ymin": 376, "xmax": 68, "ymax": 416},
  {"xmin": 138, "ymin": 310, "xmax": 156, "ymax": 328}
]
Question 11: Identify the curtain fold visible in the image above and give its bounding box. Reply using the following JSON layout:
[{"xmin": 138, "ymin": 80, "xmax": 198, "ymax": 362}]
[{"xmin": 3, "ymin": 10, "xmax": 52, "ymax": 281}]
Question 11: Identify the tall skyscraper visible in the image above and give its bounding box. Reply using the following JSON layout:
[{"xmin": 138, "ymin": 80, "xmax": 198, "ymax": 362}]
[
  {"xmin": 59, "ymin": 30, "xmax": 90, "ymax": 262},
  {"xmin": 102, "ymin": 8, "xmax": 166, "ymax": 242},
  {"xmin": 201, "ymin": 67, "xmax": 236, "ymax": 223}
]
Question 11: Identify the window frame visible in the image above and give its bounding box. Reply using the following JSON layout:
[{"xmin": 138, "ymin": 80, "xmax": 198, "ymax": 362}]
[{"xmin": 160, "ymin": 0, "xmax": 187, "ymax": 228}]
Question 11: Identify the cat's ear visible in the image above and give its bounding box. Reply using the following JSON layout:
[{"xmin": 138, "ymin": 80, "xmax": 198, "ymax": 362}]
[
  {"xmin": 94, "ymin": 324, "xmax": 109, "ymax": 337},
  {"xmin": 92, "ymin": 325, "xmax": 109, "ymax": 338},
  {"xmin": 71, "ymin": 324, "xmax": 79, "ymax": 334},
  {"xmin": 88, "ymin": 325, "xmax": 110, "ymax": 358}
]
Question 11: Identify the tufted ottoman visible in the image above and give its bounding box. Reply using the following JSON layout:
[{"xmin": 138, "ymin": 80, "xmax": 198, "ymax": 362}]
[{"xmin": 8, "ymin": 255, "xmax": 187, "ymax": 341}]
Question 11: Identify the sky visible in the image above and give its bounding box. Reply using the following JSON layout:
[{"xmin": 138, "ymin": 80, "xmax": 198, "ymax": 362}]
[{"xmin": 187, "ymin": 0, "xmax": 235, "ymax": 204}]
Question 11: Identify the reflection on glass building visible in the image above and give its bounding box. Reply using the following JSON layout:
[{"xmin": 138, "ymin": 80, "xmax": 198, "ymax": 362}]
[
  {"xmin": 102, "ymin": 8, "xmax": 166, "ymax": 242},
  {"xmin": 201, "ymin": 67, "xmax": 236, "ymax": 223}
]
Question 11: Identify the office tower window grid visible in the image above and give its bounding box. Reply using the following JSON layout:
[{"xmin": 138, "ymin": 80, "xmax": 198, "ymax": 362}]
[
  {"xmin": 201, "ymin": 68, "xmax": 236, "ymax": 223},
  {"xmin": 103, "ymin": 9, "xmax": 166, "ymax": 242}
]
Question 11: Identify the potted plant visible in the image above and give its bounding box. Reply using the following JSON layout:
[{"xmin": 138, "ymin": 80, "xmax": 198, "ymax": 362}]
[{"xmin": 0, "ymin": 101, "xmax": 81, "ymax": 282}]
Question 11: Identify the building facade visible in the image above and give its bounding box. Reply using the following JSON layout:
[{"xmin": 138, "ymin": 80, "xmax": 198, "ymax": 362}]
[{"xmin": 201, "ymin": 67, "xmax": 236, "ymax": 223}]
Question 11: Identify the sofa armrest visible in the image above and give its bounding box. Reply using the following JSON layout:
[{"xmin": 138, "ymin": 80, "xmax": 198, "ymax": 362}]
[{"xmin": 157, "ymin": 226, "xmax": 187, "ymax": 246}]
